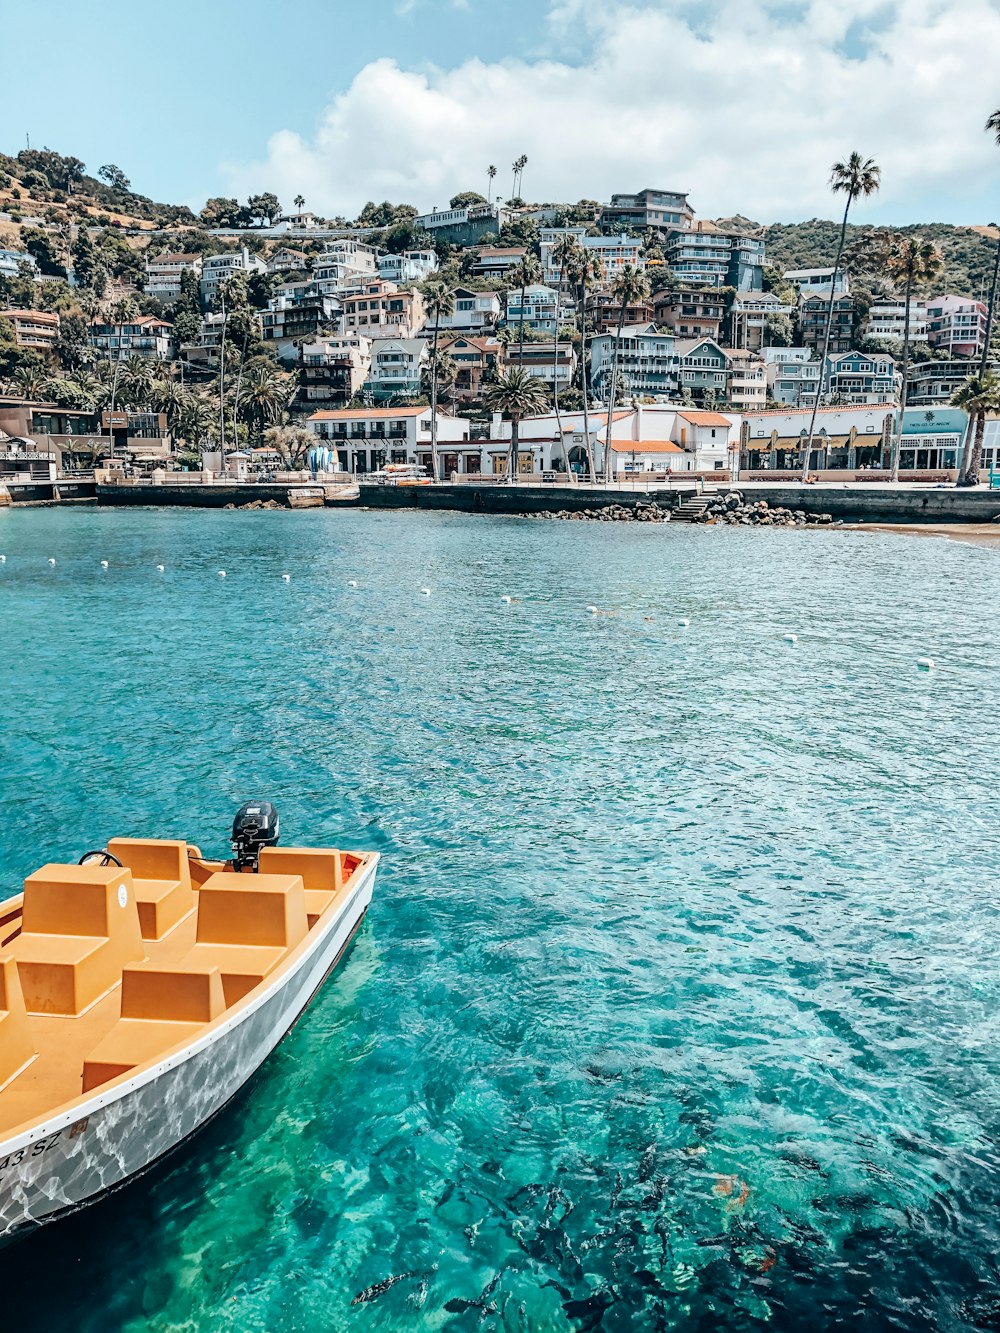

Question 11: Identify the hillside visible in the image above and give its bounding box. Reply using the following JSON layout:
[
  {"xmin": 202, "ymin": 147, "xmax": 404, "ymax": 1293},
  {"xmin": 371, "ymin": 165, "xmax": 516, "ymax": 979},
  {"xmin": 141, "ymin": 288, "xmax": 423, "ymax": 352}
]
[{"xmin": 755, "ymin": 219, "xmax": 998, "ymax": 298}]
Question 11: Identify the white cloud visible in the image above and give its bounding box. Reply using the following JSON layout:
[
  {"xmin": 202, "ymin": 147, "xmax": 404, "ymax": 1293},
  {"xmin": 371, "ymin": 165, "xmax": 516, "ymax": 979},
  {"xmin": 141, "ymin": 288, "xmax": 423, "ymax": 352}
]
[{"xmin": 221, "ymin": 0, "xmax": 1000, "ymax": 224}]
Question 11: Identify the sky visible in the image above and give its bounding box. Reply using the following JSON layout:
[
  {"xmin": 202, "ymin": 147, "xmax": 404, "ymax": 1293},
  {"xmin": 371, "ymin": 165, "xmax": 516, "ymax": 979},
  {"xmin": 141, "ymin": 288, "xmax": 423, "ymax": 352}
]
[{"xmin": 5, "ymin": 0, "xmax": 1000, "ymax": 226}]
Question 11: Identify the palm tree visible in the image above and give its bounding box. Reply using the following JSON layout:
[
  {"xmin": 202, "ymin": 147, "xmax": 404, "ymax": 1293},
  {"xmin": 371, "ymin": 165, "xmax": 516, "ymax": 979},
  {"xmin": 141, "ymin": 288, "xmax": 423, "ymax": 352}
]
[
  {"xmin": 149, "ymin": 378, "xmax": 188, "ymax": 434},
  {"xmin": 951, "ymin": 371, "xmax": 1000, "ymax": 485},
  {"xmin": 511, "ymin": 154, "xmax": 528, "ymax": 201},
  {"xmin": 550, "ymin": 233, "xmax": 582, "ymax": 472},
  {"xmin": 106, "ymin": 296, "xmax": 139, "ymax": 459},
  {"xmin": 483, "ymin": 369, "xmax": 549, "ymax": 482},
  {"xmin": 509, "ymin": 254, "xmax": 541, "ymax": 354},
  {"xmin": 294, "ymin": 194, "xmax": 305, "ymax": 212},
  {"xmin": 118, "ymin": 354, "xmax": 156, "ymax": 408},
  {"xmin": 237, "ymin": 362, "xmax": 292, "ymax": 440},
  {"xmin": 177, "ymin": 392, "xmax": 216, "ymax": 450},
  {"xmin": 563, "ymin": 245, "xmax": 605, "ymax": 483},
  {"xmin": 799, "ymin": 152, "xmax": 881, "ymax": 481},
  {"xmin": 602, "ymin": 264, "xmax": 649, "ymax": 482},
  {"xmin": 487, "ymin": 165, "xmax": 497, "ymax": 206},
  {"xmin": 12, "ymin": 365, "xmax": 47, "ymax": 400},
  {"xmin": 423, "ymin": 280, "xmax": 456, "ymax": 480},
  {"xmin": 878, "ymin": 236, "xmax": 942, "ymax": 482}
]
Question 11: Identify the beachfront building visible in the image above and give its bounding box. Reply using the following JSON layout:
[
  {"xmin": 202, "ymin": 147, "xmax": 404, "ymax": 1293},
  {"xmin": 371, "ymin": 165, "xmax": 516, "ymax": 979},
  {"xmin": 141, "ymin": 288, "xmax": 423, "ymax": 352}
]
[
  {"xmin": 89, "ymin": 315, "xmax": 173, "ymax": 363},
  {"xmin": 0, "ymin": 309, "xmax": 59, "ymax": 351},
  {"xmin": 0, "ymin": 248, "xmax": 38, "ymax": 280},
  {"xmin": 652, "ymin": 288, "xmax": 725, "ymax": 341},
  {"xmin": 739, "ymin": 403, "xmax": 895, "ymax": 472},
  {"xmin": 539, "ymin": 228, "xmax": 644, "ymax": 286},
  {"xmin": 862, "ymin": 298, "xmax": 928, "ymax": 345},
  {"xmin": 414, "ymin": 202, "xmax": 510, "ymax": 246},
  {"xmin": 822, "ymin": 350, "xmax": 898, "ymax": 404},
  {"xmin": 377, "ymin": 250, "xmax": 438, "ymax": 285},
  {"xmin": 340, "ymin": 280, "xmax": 426, "ymax": 339},
  {"xmin": 438, "ymin": 335, "xmax": 504, "ymax": 402},
  {"xmin": 727, "ymin": 291, "xmax": 794, "ymax": 352},
  {"xmin": 599, "ymin": 188, "xmax": 694, "ymax": 234},
  {"xmin": 436, "ymin": 287, "xmax": 502, "ymax": 334},
  {"xmin": 894, "ymin": 406, "xmax": 967, "ymax": 473},
  {"xmin": 145, "ymin": 252, "xmax": 202, "ymax": 301},
  {"xmin": 763, "ymin": 347, "xmax": 821, "ymax": 407},
  {"xmin": 299, "ymin": 334, "xmax": 372, "ymax": 406},
  {"xmin": 365, "ymin": 337, "xmax": 428, "ymax": 400},
  {"xmin": 797, "ymin": 292, "xmax": 855, "ymax": 355},
  {"xmin": 305, "ymin": 404, "xmax": 472, "ymax": 474},
  {"xmin": 926, "ymin": 295, "xmax": 988, "ymax": 358},
  {"xmin": 199, "ymin": 247, "xmax": 267, "ymax": 307},
  {"xmin": 783, "ymin": 267, "xmax": 850, "ymax": 296}
]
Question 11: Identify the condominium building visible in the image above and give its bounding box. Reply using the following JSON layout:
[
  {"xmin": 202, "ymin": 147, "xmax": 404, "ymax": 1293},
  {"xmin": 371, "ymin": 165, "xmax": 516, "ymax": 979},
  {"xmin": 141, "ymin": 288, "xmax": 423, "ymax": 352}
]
[
  {"xmin": 588, "ymin": 291, "xmax": 655, "ymax": 333},
  {"xmin": 504, "ymin": 284, "xmax": 570, "ymax": 336},
  {"xmin": 664, "ymin": 223, "xmax": 764, "ymax": 291},
  {"xmin": 784, "ymin": 267, "xmax": 850, "ymax": 296},
  {"xmin": 599, "ymin": 188, "xmax": 694, "ymax": 233},
  {"xmin": 436, "ymin": 287, "xmax": 502, "ymax": 334},
  {"xmin": 652, "ymin": 288, "xmax": 725, "ymax": 340},
  {"xmin": 725, "ymin": 349, "xmax": 767, "ymax": 410},
  {"xmin": 823, "ymin": 351, "xmax": 898, "ymax": 404},
  {"xmin": 438, "ymin": 335, "xmax": 504, "ymax": 402},
  {"xmin": 503, "ymin": 341, "xmax": 576, "ymax": 390},
  {"xmin": 589, "ymin": 324, "xmax": 679, "ymax": 399},
  {"xmin": 377, "ymin": 250, "xmax": 438, "ymax": 285},
  {"xmin": 763, "ymin": 347, "xmax": 821, "ymax": 407},
  {"xmin": 413, "ymin": 202, "xmax": 510, "ymax": 246},
  {"xmin": 89, "ymin": 315, "xmax": 173, "ymax": 362},
  {"xmin": 312, "ymin": 240, "xmax": 378, "ymax": 296},
  {"xmin": 906, "ymin": 357, "xmax": 1000, "ymax": 406},
  {"xmin": 266, "ymin": 248, "xmax": 309, "ymax": 275},
  {"xmin": 538, "ymin": 229, "xmax": 644, "ymax": 286},
  {"xmin": 199, "ymin": 247, "xmax": 267, "ymax": 306},
  {"xmin": 862, "ymin": 298, "xmax": 928, "ymax": 344},
  {"xmin": 366, "ymin": 337, "xmax": 428, "ymax": 400},
  {"xmin": 340, "ymin": 280, "xmax": 426, "ymax": 339},
  {"xmin": 797, "ymin": 292, "xmax": 855, "ymax": 354},
  {"xmin": 926, "ymin": 295, "xmax": 988, "ymax": 357},
  {"xmin": 0, "ymin": 309, "xmax": 59, "ymax": 350},
  {"xmin": 260, "ymin": 285, "xmax": 339, "ymax": 361},
  {"xmin": 145, "ymin": 252, "xmax": 202, "ymax": 302},
  {"xmin": 727, "ymin": 292, "xmax": 794, "ymax": 352},
  {"xmin": 299, "ymin": 333, "xmax": 372, "ymax": 406}
]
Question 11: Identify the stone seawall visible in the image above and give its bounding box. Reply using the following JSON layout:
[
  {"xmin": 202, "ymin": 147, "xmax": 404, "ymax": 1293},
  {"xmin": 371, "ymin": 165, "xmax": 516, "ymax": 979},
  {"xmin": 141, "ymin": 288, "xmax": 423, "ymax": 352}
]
[
  {"xmin": 729, "ymin": 484, "xmax": 1000, "ymax": 524},
  {"xmin": 357, "ymin": 484, "xmax": 672, "ymax": 515},
  {"xmin": 96, "ymin": 483, "xmax": 320, "ymax": 509}
]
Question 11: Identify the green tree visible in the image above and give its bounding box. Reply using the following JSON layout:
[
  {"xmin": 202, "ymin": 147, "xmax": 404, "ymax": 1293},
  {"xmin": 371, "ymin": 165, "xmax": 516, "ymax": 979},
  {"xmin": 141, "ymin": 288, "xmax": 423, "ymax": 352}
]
[
  {"xmin": 293, "ymin": 194, "xmax": 305, "ymax": 211},
  {"xmin": 509, "ymin": 253, "xmax": 542, "ymax": 353},
  {"xmin": 423, "ymin": 280, "xmax": 456, "ymax": 481},
  {"xmin": 877, "ymin": 235, "xmax": 943, "ymax": 482},
  {"xmin": 483, "ymin": 369, "xmax": 548, "ymax": 481},
  {"xmin": 200, "ymin": 197, "xmax": 241, "ymax": 228},
  {"xmin": 799, "ymin": 152, "xmax": 881, "ymax": 480},
  {"xmin": 55, "ymin": 311, "xmax": 93, "ymax": 372},
  {"xmin": 601, "ymin": 264, "xmax": 649, "ymax": 481},
  {"xmin": 449, "ymin": 192, "xmax": 487, "ymax": 209},
  {"xmin": 98, "ymin": 164, "xmax": 131, "ymax": 193},
  {"xmin": 563, "ymin": 243, "xmax": 605, "ymax": 483},
  {"xmin": 236, "ymin": 362, "xmax": 292, "ymax": 439},
  {"xmin": 951, "ymin": 371, "xmax": 1000, "ymax": 485},
  {"xmin": 21, "ymin": 226, "xmax": 65, "ymax": 277},
  {"xmin": 246, "ymin": 192, "xmax": 281, "ymax": 226}
]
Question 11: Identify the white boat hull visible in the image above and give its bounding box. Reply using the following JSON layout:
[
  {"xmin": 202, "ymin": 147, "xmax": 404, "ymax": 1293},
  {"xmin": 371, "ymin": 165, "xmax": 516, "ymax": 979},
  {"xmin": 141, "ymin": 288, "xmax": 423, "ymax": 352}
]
[{"xmin": 0, "ymin": 857, "xmax": 377, "ymax": 1241}]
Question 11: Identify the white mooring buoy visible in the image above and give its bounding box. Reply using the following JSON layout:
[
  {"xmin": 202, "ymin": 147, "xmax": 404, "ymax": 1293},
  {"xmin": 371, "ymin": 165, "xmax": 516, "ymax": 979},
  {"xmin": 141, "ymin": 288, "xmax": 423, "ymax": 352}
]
[
  {"xmin": 501, "ymin": 594, "xmax": 513, "ymax": 604},
  {"xmin": 0, "ymin": 555, "xmax": 6, "ymax": 563},
  {"xmin": 784, "ymin": 633, "xmax": 798, "ymax": 644},
  {"xmin": 156, "ymin": 564, "xmax": 165, "ymax": 572},
  {"xmin": 100, "ymin": 560, "xmax": 109, "ymax": 569},
  {"xmin": 347, "ymin": 580, "xmax": 358, "ymax": 588},
  {"xmin": 48, "ymin": 558, "xmax": 56, "ymax": 566},
  {"xmin": 281, "ymin": 573, "xmax": 291, "ymax": 582},
  {"xmin": 218, "ymin": 570, "xmax": 226, "ymax": 578},
  {"xmin": 917, "ymin": 657, "xmax": 935, "ymax": 671},
  {"xmin": 420, "ymin": 587, "xmax": 432, "ymax": 596},
  {"xmin": 677, "ymin": 617, "xmax": 690, "ymax": 627},
  {"xmin": 587, "ymin": 605, "xmax": 599, "ymax": 615}
]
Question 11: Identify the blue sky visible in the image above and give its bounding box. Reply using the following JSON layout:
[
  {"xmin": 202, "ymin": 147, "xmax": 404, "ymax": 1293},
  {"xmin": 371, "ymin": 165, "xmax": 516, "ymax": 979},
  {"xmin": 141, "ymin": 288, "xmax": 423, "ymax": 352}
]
[{"xmin": 5, "ymin": 0, "xmax": 1000, "ymax": 225}]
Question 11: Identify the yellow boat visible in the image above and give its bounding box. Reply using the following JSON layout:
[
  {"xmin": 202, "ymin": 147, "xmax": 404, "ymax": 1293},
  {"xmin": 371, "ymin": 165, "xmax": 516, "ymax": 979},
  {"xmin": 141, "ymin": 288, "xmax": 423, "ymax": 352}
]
[{"xmin": 0, "ymin": 803, "xmax": 378, "ymax": 1242}]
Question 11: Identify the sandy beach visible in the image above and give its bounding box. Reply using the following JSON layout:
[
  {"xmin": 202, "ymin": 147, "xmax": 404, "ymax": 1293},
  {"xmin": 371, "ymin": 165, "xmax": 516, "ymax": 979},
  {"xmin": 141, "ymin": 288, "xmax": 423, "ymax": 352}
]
[{"xmin": 846, "ymin": 522, "xmax": 1000, "ymax": 549}]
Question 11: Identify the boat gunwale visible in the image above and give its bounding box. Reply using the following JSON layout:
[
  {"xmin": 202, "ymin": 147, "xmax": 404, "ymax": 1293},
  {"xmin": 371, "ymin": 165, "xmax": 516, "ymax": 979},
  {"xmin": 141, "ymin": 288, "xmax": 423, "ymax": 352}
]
[{"xmin": 0, "ymin": 851, "xmax": 379, "ymax": 1153}]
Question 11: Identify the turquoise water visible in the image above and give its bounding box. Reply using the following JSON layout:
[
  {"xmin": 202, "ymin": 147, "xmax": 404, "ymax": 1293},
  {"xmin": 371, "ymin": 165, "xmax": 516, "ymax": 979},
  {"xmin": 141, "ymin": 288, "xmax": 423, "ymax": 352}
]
[{"xmin": 1, "ymin": 507, "xmax": 1000, "ymax": 1331}]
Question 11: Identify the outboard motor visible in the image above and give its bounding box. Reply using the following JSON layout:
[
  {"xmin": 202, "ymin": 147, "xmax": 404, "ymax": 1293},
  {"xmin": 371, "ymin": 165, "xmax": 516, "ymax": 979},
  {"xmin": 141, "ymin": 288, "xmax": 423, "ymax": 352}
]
[{"xmin": 231, "ymin": 801, "xmax": 280, "ymax": 872}]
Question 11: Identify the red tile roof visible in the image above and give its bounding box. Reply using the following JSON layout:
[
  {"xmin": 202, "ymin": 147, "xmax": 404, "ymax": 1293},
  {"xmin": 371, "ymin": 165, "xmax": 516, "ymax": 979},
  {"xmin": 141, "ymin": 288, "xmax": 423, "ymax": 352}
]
[{"xmin": 677, "ymin": 411, "xmax": 731, "ymax": 427}]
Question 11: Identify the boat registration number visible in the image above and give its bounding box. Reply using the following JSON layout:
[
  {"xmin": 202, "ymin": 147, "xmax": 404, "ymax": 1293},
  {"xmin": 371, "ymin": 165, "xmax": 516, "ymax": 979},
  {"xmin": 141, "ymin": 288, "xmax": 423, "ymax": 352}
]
[{"xmin": 0, "ymin": 1131, "xmax": 61, "ymax": 1179}]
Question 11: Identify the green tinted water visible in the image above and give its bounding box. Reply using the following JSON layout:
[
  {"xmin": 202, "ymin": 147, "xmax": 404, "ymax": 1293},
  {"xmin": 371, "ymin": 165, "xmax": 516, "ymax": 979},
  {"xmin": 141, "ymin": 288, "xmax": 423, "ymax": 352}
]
[{"xmin": 1, "ymin": 507, "xmax": 999, "ymax": 1331}]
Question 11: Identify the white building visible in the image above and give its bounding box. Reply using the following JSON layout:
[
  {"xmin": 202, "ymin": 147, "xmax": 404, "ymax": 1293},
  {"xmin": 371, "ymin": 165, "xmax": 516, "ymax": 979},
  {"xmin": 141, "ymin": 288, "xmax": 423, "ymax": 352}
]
[
  {"xmin": 365, "ymin": 337, "xmax": 428, "ymax": 400},
  {"xmin": 378, "ymin": 250, "xmax": 438, "ymax": 284},
  {"xmin": 436, "ymin": 287, "xmax": 502, "ymax": 333},
  {"xmin": 89, "ymin": 315, "xmax": 173, "ymax": 363},
  {"xmin": 0, "ymin": 248, "xmax": 38, "ymax": 280},
  {"xmin": 539, "ymin": 229, "xmax": 644, "ymax": 286},
  {"xmin": 266, "ymin": 247, "xmax": 310, "ymax": 275},
  {"xmin": 590, "ymin": 324, "xmax": 679, "ymax": 399},
  {"xmin": 199, "ymin": 247, "xmax": 267, "ymax": 306},
  {"xmin": 763, "ymin": 346, "xmax": 821, "ymax": 407},
  {"xmin": 145, "ymin": 252, "xmax": 202, "ymax": 301},
  {"xmin": 862, "ymin": 298, "xmax": 928, "ymax": 344},
  {"xmin": 725, "ymin": 349, "xmax": 767, "ymax": 411},
  {"xmin": 305, "ymin": 404, "xmax": 472, "ymax": 474},
  {"xmin": 312, "ymin": 240, "xmax": 379, "ymax": 296},
  {"xmin": 505, "ymin": 284, "xmax": 571, "ymax": 336},
  {"xmin": 783, "ymin": 267, "xmax": 850, "ymax": 296}
]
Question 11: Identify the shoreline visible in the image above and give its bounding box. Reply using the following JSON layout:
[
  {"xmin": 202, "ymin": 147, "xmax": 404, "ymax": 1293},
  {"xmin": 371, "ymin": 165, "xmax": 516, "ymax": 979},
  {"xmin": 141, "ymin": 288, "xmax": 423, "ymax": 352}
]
[{"xmin": 843, "ymin": 521, "xmax": 1000, "ymax": 548}]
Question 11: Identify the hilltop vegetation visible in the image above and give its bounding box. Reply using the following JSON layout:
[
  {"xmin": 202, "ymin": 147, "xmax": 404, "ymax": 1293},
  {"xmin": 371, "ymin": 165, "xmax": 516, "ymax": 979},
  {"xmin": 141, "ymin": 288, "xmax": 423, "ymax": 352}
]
[{"xmin": 756, "ymin": 219, "xmax": 998, "ymax": 298}]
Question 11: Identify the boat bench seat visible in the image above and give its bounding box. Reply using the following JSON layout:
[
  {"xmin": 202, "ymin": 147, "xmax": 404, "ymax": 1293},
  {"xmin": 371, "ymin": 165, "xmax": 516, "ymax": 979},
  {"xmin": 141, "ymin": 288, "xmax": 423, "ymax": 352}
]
[
  {"xmin": 7, "ymin": 865, "xmax": 144, "ymax": 1015},
  {"xmin": 178, "ymin": 943, "xmax": 286, "ymax": 1006},
  {"xmin": 258, "ymin": 848, "xmax": 344, "ymax": 929},
  {"xmin": 0, "ymin": 956, "xmax": 35, "ymax": 1090},
  {"xmin": 179, "ymin": 873, "xmax": 309, "ymax": 1005},
  {"xmin": 107, "ymin": 838, "xmax": 195, "ymax": 941},
  {"xmin": 81, "ymin": 964, "xmax": 226, "ymax": 1093}
]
